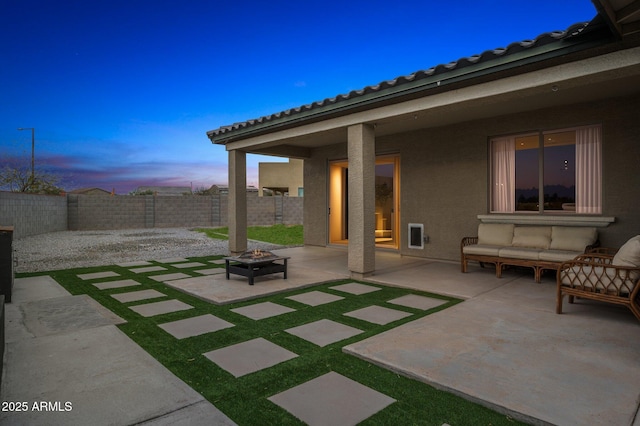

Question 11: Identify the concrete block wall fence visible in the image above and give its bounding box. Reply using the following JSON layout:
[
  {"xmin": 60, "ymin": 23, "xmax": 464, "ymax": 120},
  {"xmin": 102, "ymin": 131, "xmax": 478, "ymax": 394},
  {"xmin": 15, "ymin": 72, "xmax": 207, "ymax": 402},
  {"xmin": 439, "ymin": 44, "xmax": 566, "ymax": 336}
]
[
  {"xmin": 1, "ymin": 192, "xmax": 303, "ymax": 238},
  {"xmin": 0, "ymin": 192, "xmax": 67, "ymax": 239}
]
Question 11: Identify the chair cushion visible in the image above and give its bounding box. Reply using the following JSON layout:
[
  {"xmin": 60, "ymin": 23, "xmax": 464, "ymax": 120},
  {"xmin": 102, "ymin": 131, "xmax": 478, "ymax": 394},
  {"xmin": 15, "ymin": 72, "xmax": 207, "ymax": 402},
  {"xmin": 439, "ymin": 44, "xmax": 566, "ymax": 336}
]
[
  {"xmin": 511, "ymin": 226, "xmax": 552, "ymax": 249},
  {"xmin": 550, "ymin": 226, "xmax": 597, "ymax": 252},
  {"xmin": 477, "ymin": 223, "xmax": 514, "ymax": 246},
  {"xmin": 613, "ymin": 235, "xmax": 640, "ymax": 280}
]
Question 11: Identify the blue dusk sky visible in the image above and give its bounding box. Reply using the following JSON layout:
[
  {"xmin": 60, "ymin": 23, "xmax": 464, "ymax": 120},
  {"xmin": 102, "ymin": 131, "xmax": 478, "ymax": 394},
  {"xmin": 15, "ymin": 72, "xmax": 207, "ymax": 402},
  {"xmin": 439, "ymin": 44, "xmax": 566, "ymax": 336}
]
[{"xmin": 1, "ymin": 0, "xmax": 597, "ymax": 194}]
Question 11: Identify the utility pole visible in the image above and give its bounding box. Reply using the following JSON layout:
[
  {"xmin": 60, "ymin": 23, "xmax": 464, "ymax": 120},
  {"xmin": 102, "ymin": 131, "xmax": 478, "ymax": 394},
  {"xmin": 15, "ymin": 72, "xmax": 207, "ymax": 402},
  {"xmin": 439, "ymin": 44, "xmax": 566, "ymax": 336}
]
[{"xmin": 17, "ymin": 127, "xmax": 35, "ymax": 183}]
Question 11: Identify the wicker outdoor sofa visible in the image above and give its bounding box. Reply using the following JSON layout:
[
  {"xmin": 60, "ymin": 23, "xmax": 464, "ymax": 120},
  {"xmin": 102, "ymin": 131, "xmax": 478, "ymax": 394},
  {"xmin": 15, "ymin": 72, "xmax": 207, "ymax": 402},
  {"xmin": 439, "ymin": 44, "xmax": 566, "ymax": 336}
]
[
  {"xmin": 461, "ymin": 223, "xmax": 599, "ymax": 282},
  {"xmin": 556, "ymin": 236, "xmax": 640, "ymax": 321}
]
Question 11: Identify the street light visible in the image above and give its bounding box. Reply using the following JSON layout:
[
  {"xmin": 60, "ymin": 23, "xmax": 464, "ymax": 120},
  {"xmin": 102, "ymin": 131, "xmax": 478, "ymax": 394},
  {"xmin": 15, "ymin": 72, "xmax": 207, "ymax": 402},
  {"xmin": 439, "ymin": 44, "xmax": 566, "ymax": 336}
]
[{"xmin": 17, "ymin": 127, "xmax": 35, "ymax": 183}]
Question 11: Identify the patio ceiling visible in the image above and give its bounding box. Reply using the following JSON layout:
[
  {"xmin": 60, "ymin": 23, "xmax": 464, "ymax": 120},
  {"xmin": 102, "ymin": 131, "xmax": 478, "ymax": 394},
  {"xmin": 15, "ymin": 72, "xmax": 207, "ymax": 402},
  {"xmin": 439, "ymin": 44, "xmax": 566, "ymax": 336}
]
[{"xmin": 592, "ymin": 0, "xmax": 640, "ymax": 37}]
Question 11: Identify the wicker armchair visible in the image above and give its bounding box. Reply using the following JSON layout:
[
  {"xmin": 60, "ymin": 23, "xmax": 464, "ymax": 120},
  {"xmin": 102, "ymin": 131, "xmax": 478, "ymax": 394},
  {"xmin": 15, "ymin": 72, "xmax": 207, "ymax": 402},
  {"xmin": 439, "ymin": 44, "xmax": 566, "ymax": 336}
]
[{"xmin": 556, "ymin": 252, "xmax": 640, "ymax": 321}]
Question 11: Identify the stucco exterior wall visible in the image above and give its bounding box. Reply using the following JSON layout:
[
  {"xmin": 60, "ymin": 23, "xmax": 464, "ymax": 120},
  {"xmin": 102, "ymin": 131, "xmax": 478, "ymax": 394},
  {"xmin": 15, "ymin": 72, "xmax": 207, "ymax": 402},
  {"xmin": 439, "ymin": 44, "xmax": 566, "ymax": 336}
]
[
  {"xmin": 303, "ymin": 94, "xmax": 640, "ymax": 261},
  {"xmin": 258, "ymin": 159, "xmax": 304, "ymax": 196}
]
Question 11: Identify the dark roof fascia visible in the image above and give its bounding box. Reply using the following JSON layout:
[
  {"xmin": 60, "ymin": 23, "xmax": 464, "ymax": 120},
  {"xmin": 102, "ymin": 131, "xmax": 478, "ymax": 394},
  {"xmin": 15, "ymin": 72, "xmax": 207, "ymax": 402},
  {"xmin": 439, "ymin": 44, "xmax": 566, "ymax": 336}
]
[{"xmin": 209, "ymin": 21, "xmax": 613, "ymax": 146}]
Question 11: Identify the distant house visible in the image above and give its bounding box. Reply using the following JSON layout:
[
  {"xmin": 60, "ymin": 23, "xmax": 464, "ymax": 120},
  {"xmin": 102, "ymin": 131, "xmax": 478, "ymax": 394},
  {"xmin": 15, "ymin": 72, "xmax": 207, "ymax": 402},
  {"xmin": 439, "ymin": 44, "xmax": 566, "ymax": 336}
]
[
  {"xmin": 208, "ymin": 185, "xmax": 259, "ymax": 196},
  {"xmin": 258, "ymin": 158, "xmax": 303, "ymax": 197},
  {"xmin": 208, "ymin": 0, "xmax": 640, "ymax": 279},
  {"xmin": 135, "ymin": 186, "xmax": 192, "ymax": 196},
  {"xmin": 69, "ymin": 187, "xmax": 111, "ymax": 196}
]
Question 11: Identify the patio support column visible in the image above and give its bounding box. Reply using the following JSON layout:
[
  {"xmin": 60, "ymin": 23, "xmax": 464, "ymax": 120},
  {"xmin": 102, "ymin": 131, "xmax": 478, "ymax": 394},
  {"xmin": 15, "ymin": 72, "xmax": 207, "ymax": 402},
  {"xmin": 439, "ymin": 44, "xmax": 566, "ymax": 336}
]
[
  {"xmin": 347, "ymin": 123, "xmax": 376, "ymax": 279},
  {"xmin": 228, "ymin": 149, "xmax": 247, "ymax": 256}
]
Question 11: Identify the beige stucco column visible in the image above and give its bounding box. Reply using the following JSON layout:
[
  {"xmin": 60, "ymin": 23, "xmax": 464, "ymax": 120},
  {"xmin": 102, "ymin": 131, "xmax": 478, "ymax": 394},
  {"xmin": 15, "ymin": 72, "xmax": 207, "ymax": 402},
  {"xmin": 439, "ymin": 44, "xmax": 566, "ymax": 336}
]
[
  {"xmin": 228, "ymin": 149, "xmax": 247, "ymax": 255},
  {"xmin": 347, "ymin": 123, "xmax": 376, "ymax": 279}
]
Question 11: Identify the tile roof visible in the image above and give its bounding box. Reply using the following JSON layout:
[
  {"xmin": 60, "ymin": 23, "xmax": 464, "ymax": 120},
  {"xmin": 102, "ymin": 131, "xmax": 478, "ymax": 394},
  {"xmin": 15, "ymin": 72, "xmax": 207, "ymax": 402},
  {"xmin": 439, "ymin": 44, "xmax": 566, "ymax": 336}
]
[{"xmin": 208, "ymin": 20, "xmax": 602, "ymax": 142}]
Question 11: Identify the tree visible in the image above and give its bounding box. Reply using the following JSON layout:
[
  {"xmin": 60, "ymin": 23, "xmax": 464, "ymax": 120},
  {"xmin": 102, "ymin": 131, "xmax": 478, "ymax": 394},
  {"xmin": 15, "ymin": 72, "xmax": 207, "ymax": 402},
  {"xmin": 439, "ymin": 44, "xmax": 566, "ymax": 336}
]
[{"xmin": 0, "ymin": 164, "xmax": 64, "ymax": 194}]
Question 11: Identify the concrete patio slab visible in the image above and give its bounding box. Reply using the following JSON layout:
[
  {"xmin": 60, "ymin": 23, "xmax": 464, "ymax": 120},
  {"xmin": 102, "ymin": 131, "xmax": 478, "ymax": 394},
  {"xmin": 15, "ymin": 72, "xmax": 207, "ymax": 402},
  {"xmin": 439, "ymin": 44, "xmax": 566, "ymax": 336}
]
[
  {"xmin": 93, "ymin": 278, "xmax": 141, "ymax": 290},
  {"xmin": 131, "ymin": 266, "xmax": 168, "ymax": 273},
  {"xmin": 329, "ymin": 282, "xmax": 382, "ymax": 295},
  {"xmin": 78, "ymin": 271, "xmax": 120, "ymax": 280},
  {"xmin": 230, "ymin": 301, "xmax": 296, "ymax": 320},
  {"xmin": 203, "ymin": 338, "xmax": 298, "ymax": 377},
  {"xmin": 159, "ymin": 314, "xmax": 235, "ymax": 339},
  {"xmin": 21, "ymin": 294, "xmax": 125, "ymax": 337},
  {"xmin": 344, "ymin": 305, "xmax": 413, "ymax": 325},
  {"xmin": 1, "ymin": 276, "xmax": 234, "ymax": 426},
  {"xmin": 345, "ymin": 277, "xmax": 640, "ymax": 426},
  {"xmin": 165, "ymin": 264, "xmax": 346, "ymax": 305},
  {"xmin": 268, "ymin": 371, "xmax": 395, "ymax": 426},
  {"xmin": 149, "ymin": 272, "xmax": 191, "ymax": 282},
  {"xmin": 129, "ymin": 299, "xmax": 193, "ymax": 317},
  {"xmin": 286, "ymin": 290, "xmax": 344, "ymax": 306},
  {"xmin": 194, "ymin": 267, "xmax": 225, "ymax": 275},
  {"xmin": 387, "ymin": 294, "xmax": 449, "ymax": 311},
  {"xmin": 285, "ymin": 319, "xmax": 363, "ymax": 347},
  {"xmin": 111, "ymin": 289, "xmax": 166, "ymax": 303}
]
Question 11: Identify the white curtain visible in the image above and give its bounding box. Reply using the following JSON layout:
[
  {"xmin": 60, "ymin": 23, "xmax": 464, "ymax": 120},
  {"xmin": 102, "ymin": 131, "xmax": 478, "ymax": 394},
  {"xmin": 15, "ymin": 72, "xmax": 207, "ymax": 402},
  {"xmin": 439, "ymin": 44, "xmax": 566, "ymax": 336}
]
[
  {"xmin": 576, "ymin": 126, "xmax": 602, "ymax": 214},
  {"xmin": 491, "ymin": 137, "xmax": 515, "ymax": 213}
]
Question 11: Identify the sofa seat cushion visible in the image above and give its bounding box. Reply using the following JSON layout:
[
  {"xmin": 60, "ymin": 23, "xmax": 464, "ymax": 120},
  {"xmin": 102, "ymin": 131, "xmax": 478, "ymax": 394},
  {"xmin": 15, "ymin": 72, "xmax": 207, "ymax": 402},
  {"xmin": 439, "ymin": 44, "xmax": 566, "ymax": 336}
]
[
  {"xmin": 561, "ymin": 265, "xmax": 637, "ymax": 294},
  {"xmin": 462, "ymin": 244, "xmax": 502, "ymax": 257},
  {"xmin": 498, "ymin": 247, "xmax": 542, "ymax": 261},
  {"xmin": 539, "ymin": 250, "xmax": 581, "ymax": 263},
  {"xmin": 550, "ymin": 226, "xmax": 597, "ymax": 252},
  {"xmin": 477, "ymin": 223, "xmax": 514, "ymax": 246},
  {"xmin": 511, "ymin": 226, "xmax": 552, "ymax": 249}
]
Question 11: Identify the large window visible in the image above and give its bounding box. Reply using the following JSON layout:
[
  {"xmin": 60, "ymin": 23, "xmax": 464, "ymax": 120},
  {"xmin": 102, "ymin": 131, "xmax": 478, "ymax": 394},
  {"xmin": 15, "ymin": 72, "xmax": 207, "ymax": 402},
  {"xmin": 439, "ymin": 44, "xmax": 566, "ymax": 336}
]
[{"xmin": 491, "ymin": 125, "xmax": 601, "ymax": 214}]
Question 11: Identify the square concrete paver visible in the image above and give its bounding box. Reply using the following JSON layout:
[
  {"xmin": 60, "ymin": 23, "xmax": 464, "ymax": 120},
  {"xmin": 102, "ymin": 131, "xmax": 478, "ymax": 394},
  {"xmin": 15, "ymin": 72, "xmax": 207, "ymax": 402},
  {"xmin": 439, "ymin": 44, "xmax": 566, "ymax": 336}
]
[
  {"xmin": 204, "ymin": 338, "xmax": 297, "ymax": 377},
  {"xmin": 172, "ymin": 262, "xmax": 207, "ymax": 269},
  {"xmin": 286, "ymin": 291, "xmax": 344, "ymax": 307},
  {"xmin": 330, "ymin": 282, "xmax": 382, "ymax": 295},
  {"xmin": 129, "ymin": 299, "xmax": 193, "ymax": 317},
  {"xmin": 344, "ymin": 305, "xmax": 413, "ymax": 325},
  {"xmin": 116, "ymin": 260, "xmax": 153, "ymax": 267},
  {"xmin": 78, "ymin": 271, "xmax": 120, "ymax": 280},
  {"xmin": 159, "ymin": 314, "xmax": 235, "ymax": 339},
  {"xmin": 387, "ymin": 294, "xmax": 448, "ymax": 311},
  {"xmin": 210, "ymin": 259, "xmax": 227, "ymax": 264},
  {"xmin": 269, "ymin": 371, "xmax": 395, "ymax": 426},
  {"xmin": 131, "ymin": 266, "xmax": 167, "ymax": 274},
  {"xmin": 111, "ymin": 289, "xmax": 166, "ymax": 303},
  {"xmin": 286, "ymin": 319, "xmax": 363, "ymax": 347},
  {"xmin": 156, "ymin": 257, "xmax": 190, "ymax": 264},
  {"xmin": 231, "ymin": 302, "xmax": 296, "ymax": 320},
  {"xmin": 149, "ymin": 273, "xmax": 191, "ymax": 282},
  {"xmin": 93, "ymin": 279, "xmax": 142, "ymax": 290}
]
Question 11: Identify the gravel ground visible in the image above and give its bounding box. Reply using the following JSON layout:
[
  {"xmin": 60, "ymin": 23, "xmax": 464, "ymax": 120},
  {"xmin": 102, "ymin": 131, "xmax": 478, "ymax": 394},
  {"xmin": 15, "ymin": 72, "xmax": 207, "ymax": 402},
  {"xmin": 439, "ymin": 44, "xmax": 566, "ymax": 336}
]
[{"xmin": 13, "ymin": 228, "xmax": 284, "ymax": 273}]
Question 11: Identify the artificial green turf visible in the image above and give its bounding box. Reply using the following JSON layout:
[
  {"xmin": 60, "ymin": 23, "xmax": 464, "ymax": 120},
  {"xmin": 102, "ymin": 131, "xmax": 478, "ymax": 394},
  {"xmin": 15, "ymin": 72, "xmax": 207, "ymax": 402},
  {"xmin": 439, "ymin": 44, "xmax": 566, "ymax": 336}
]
[
  {"xmin": 19, "ymin": 259, "xmax": 527, "ymax": 425},
  {"xmin": 196, "ymin": 224, "xmax": 304, "ymax": 246}
]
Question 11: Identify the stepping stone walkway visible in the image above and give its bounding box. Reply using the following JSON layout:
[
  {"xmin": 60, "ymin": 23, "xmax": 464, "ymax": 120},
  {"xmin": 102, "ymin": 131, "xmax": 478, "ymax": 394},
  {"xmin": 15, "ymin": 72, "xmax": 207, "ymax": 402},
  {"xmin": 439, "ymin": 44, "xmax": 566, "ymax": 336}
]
[
  {"xmin": 111, "ymin": 289, "xmax": 166, "ymax": 303},
  {"xmin": 388, "ymin": 294, "xmax": 449, "ymax": 310},
  {"xmin": 269, "ymin": 371, "xmax": 395, "ymax": 426},
  {"xmin": 344, "ymin": 305, "xmax": 413, "ymax": 325},
  {"xmin": 286, "ymin": 290, "xmax": 344, "ymax": 306},
  {"xmin": 285, "ymin": 319, "xmax": 363, "ymax": 347},
  {"xmin": 129, "ymin": 299, "xmax": 193, "ymax": 317},
  {"xmin": 231, "ymin": 301, "xmax": 295, "ymax": 320},
  {"xmin": 80, "ymin": 260, "xmax": 455, "ymax": 424},
  {"xmin": 116, "ymin": 260, "xmax": 153, "ymax": 267},
  {"xmin": 204, "ymin": 337, "xmax": 298, "ymax": 378},
  {"xmin": 159, "ymin": 314, "xmax": 234, "ymax": 339},
  {"xmin": 93, "ymin": 279, "xmax": 141, "ymax": 290}
]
